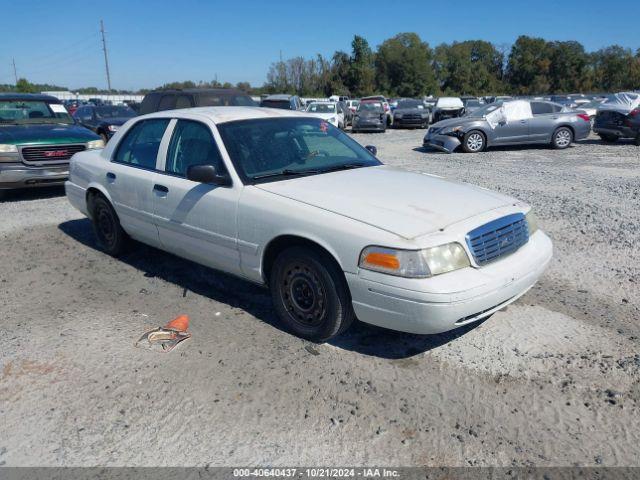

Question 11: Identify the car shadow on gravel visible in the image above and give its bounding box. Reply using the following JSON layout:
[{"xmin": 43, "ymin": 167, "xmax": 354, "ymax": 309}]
[
  {"xmin": 59, "ymin": 217, "xmax": 480, "ymax": 359},
  {"xmin": 0, "ymin": 186, "xmax": 65, "ymax": 203}
]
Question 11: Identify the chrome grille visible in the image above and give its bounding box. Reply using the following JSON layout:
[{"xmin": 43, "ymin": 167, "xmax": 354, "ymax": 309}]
[
  {"xmin": 20, "ymin": 144, "xmax": 86, "ymax": 165},
  {"xmin": 466, "ymin": 213, "xmax": 529, "ymax": 265}
]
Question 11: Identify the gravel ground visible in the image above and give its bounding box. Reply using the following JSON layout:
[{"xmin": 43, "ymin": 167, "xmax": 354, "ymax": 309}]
[{"xmin": 0, "ymin": 131, "xmax": 638, "ymax": 467}]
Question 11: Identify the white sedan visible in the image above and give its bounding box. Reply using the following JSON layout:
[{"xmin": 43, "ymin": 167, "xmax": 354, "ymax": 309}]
[
  {"xmin": 65, "ymin": 107, "xmax": 553, "ymax": 341},
  {"xmin": 305, "ymin": 101, "xmax": 345, "ymax": 129}
]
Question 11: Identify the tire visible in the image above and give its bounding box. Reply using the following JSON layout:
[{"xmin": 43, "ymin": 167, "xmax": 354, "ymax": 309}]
[
  {"xmin": 269, "ymin": 246, "xmax": 355, "ymax": 342},
  {"xmin": 599, "ymin": 134, "xmax": 618, "ymax": 143},
  {"xmin": 91, "ymin": 194, "xmax": 128, "ymax": 256},
  {"xmin": 461, "ymin": 130, "xmax": 486, "ymax": 153},
  {"xmin": 552, "ymin": 127, "xmax": 573, "ymax": 149}
]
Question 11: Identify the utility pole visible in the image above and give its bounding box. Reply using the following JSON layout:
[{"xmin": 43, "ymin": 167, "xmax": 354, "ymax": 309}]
[
  {"xmin": 12, "ymin": 58, "xmax": 17, "ymax": 84},
  {"xmin": 100, "ymin": 19, "xmax": 112, "ymax": 91}
]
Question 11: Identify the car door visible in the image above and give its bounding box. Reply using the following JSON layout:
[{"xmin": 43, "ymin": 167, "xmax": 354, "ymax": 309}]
[
  {"xmin": 492, "ymin": 106, "xmax": 531, "ymax": 144},
  {"xmin": 152, "ymin": 118, "xmax": 241, "ymax": 275},
  {"xmin": 528, "ymin": 102, "xmax": 558, "ymax": 142},
  {"xmin": 104, "ymin": 118, "xmax": 171, "ymax": 248}
]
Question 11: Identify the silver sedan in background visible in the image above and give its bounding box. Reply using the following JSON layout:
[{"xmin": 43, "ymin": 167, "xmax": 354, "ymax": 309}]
[{"xmin": 423, "ymin": 100, "xmax": 591, "ymax": 153}]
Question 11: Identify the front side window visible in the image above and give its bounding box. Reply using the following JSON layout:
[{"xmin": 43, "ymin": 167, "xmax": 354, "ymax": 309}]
[
  {"xmin": 165, "ymin": 120, "xmax": 225, "ymax": 177},
  {"xmin": 158, "ymin": 95, "xmax": 176, "ymax": 111},
  {"xmin": 114, "ymin": 119, "xmax": 170, "ymax": 169},
  {"xmin": 0, "ymin": 100, "xmax": 73, "ymax": 124},
  {"xmin": 217, "ymin": 117, "xmax": 381, "ymax": 184},
  {"xmin": 174, "ymin": 95, "xmax": 193, "ymax": 109}
]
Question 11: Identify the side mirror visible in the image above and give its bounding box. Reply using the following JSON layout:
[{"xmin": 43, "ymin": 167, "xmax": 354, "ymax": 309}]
[
  {"xmin": 186, "ymin": 164, "xmax": 231, "ymax": 186},
  {"xmin": 365, "ymin": 145, "xmax": 377, "ymax": 156}
]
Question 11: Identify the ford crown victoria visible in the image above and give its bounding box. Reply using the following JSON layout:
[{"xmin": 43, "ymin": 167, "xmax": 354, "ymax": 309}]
[{"xmin": 66, "ymin": 107, "xmax": 553, "ymax": 341}]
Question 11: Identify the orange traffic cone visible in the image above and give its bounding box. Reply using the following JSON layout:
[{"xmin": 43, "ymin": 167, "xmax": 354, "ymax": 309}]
[{"xmin": 164, "ymin": 314, "xmax": 189, "ymax": 332}]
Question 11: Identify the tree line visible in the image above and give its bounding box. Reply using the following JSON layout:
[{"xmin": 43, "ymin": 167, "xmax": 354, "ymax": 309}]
[
  {"xmin": 3, "ymin": 33, "xmax": 639, "ymax": 98},
  {"xmin": 264, "ymin": 34, "xmax": 640, "ymax": 98}
]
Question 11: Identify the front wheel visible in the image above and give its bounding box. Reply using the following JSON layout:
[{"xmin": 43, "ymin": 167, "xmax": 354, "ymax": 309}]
[
  {"xmin": 91, "ymin": 195, "xmax": 128, "ymax": 256},
  {"xmin": 461, "ymin": 130, "xmax": 486, "ymax": 153},
  {"xmin": 552, "ymin": 127, "xmax": 573, "ymax": 149},
  {"xmin": 269, "ymin": 246, "xmax": 355, "ymax": 342}
]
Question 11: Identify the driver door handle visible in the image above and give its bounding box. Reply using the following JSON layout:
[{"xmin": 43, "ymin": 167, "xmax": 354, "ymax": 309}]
[
  {"xmin": 153, "ymin": 184, "xmax": 169, "ymax": 193},
  {"xmin": 106, "ymin": 172, "xmax": 116, "ymax": 182}
]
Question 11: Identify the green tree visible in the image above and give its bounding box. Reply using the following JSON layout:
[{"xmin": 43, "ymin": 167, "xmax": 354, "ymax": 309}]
[
  {"xmin": 375, "ymin": 33, "xmax": 436, "ymax": 97},
  {"xmin": 591, "ymin": 46, "xmax": 639, "ymax": 91},
  {"xmin": 15, "ymin": 78, "xmax": 37, "ymax": 93},
  {"xmin": 547, "ymin": 41, "xmax": 589, "ymax": 93},
  {"xmin": 347, "ymin": 35, "xmax": 375, "ymax": 96},
  {"xmin": 434, "ymin": 40, "xmax": 505, "ymax": 95},
  {"xmin": 506, "ymin": 36, "xmax": 552, "ymax": 94}
]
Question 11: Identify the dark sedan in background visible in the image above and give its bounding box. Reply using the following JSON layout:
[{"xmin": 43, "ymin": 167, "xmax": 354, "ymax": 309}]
[
  {"xmin": 423, "ymin": 100, "xmax": 591, "ymax": 153},
  {"xmin": 73, "ymin": 105, "xmax": 137, "ymax": 143},
  {"xmin": 392, "ymin": 99, "xmax": 430, "ymax": 128},
  {"xmin": 351, "ymin": 100, "xmax": 387, "ymax": 133}
]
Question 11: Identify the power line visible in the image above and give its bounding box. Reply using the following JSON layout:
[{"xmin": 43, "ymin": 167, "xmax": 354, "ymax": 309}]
[{"xmin": 100, "ymin": 20, "xmax": 112, "ymax": 91}]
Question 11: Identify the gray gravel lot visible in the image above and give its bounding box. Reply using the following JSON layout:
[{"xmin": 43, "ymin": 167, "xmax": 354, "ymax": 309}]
[{"xmin": 0, "ymin": 130, "xmax": 638, "ymax": 467}]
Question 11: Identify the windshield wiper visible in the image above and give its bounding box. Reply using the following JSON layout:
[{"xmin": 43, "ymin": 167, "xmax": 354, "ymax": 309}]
[
  {"xmin": 252, "ymin": 168, "xmax": 323, "ymax": 180},
  {"xmin": 320, "ymin": 163, "xmax": 367, "ymax": 173}
]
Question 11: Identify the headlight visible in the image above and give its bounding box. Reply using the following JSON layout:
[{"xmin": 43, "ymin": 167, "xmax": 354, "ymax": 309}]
[
  {"xmin": 359, "ymin": 243, "xmax": 470, "ymax": 278},
  {"xmin": 86, "ymin": 139, "xmax": 105, "ymax": 150},
  {"xmin": 107, "ymin": 125, "xmax": 119, "ymax": 132},
  {"xmin": 526, "ymin": 210, "xmax": 539, "ymax": 235},
  {"xmin": 442, "ymin": 125, "xmax": 464, "ymax": 134},
  {"xmin": 0, "ymin": 144, "xmax": 18, "ymax": 153}
]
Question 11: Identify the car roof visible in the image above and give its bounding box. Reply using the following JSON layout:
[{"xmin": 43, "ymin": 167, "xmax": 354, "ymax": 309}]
[
  {"xmin": 146, "ymin": 88, "xmax": 248, "ymax": 96},
  {"xmin": 140, "ymin": 106, "xmax": 312, "ymax": 124},
  {"xmin": 263, "ymin": 94, "xmax": 295, "ymax": 101},
  {"xmin": 0, "ymin": 93, "xmax": 61, "ymax": 102}
]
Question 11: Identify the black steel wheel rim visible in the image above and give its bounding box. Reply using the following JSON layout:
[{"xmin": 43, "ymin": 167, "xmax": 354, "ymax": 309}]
[
  {"xmin": 96, "ymin": 206, "xmax": 116, "ymax": 248},
  {"xmin": 280, "ymin": 262, "xmax": 326, "ymax": 327}
]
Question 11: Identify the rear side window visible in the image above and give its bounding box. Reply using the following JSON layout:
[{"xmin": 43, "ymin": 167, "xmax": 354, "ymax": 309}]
[
  {"xmin": 165, "ymin": 120, "xmax": 226, "ymax": 177},
  {"xmin": 157, "ymin": 95, "xmax": 176, "ymax": 111},
  {"xmin": 531, "ymin": 102, "xmax": 554, "ymax": 115},
  {"xmin": 174, "ymin": 95, "xmax": 193, "ymax": 109},
  {"xmin": 114, "ymin": 119, "xmax": 170, "ymax": 169}
]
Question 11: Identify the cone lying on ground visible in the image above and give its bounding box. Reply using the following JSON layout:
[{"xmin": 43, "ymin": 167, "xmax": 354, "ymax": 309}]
[{"xmin": 164, "ymin": 314, "xmax": 189, "ymax": 332}]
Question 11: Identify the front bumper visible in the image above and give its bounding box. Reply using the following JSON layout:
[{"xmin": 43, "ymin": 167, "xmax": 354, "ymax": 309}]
[
  {"xmin": 352, "ymin": 122, "xmax": 385, "ymax": 132},
  {"xmin": 394, "ymin": 117, "xmax": 428, "ymax": 128},
  {"xmin": 0, "ymin": 162, "xmax": 69, "ymax": 189},
  {"xmin": 346, "ymin": 231, "xmax": 553, "ymax": 335},
  {"xmin": 423, "ymin": 133, "xmax": 461, "ymax": 153}
]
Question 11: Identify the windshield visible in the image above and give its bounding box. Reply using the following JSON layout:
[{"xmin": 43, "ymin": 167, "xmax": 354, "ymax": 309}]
[
  {"xmin": 306, "ymin": 103, "xmax": 336, "ymax": 113},
  {"xmin": 95, "ymin": 106, "xmax": 136, "ymax": 119},
  {"xmin": 357, "ymin": 102, "xmax": 384, "ymax": 113},
  {"xmin": 261, "ymin": 99, "xmax": 292, "ymax": 109},
  {"xmin": 217, "ymin": 117, "xmax": 381, "ymax": 183},
  {"xmin": 463, "ymin": 99, "xmax": 481, "ymax": 107},
  {"xmin": 0, "ymin": 100, "xmax": 73, "ymax": 124},
  {"xmin": 467, "ymin": 103, "xmax": 501, "ymax": 117},
  {"xmin": 397, "ymin": 100, "xmax": 424, "ymax": 109}
]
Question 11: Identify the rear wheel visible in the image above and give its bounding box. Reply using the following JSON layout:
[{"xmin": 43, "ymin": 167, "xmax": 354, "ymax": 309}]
[
  {"xmin": 269, "ymin": 246, "xmax": 355, "ymax": 342},
  {"xmin": 461, "ymin": 130, "xmax": 486, "ymax": 153},
  {"xmin": 599, "ymin": 134, "xmax": 618, "ymax": 143},
  {"xmin": 552, "ymin": 127, "xmax": 573, "ymax": 149},
  {"xmin": 91, "ymin": 195, "xmax": 128, "ymax": 256}
]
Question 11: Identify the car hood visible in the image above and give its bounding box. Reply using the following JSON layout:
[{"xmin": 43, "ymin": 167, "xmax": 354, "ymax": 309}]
[
  {"xmin": 395, "ymin": 107, "xmax": 427, "ymax": 115},
  {"xmin": 356, "ymin": 111, "xmax": 384, "ymax": 118},
  {"xmin": 0, "ymin": 123, "xmax": 99, "ymax": 145},
  {"xmin": 430, "ymin": 117, "xmax": 478, "ymax": 129},
  {"xmin": 98, "ymin": 116, "xmax": 133, "ymax": 126},
  {"xmin": 255, "ymin": 165, "xmax": 516, "ymax": 239}
]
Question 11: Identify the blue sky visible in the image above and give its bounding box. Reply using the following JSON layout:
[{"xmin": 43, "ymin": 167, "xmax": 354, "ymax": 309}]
[{"xmin": 1, "ymin": 0, "xmax": 638, "ymax": 90}]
